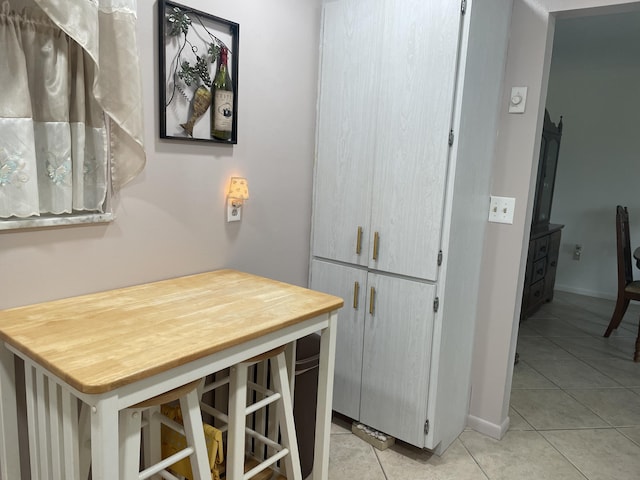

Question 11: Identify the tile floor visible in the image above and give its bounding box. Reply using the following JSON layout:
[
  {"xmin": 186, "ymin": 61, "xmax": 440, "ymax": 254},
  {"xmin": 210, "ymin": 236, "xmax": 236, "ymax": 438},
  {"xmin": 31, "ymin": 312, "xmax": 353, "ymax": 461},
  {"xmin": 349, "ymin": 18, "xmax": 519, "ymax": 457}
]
[{"xmin": 324, "ymin": 291, "xmax": 640, "ymax": 479}]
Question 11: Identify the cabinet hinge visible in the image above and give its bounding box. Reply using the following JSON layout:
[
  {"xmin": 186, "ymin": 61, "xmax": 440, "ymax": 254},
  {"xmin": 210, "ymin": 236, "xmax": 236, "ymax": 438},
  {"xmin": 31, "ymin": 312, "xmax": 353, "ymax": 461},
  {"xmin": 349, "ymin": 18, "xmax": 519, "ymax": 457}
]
[
  {"xmin": 461, "ymin": 0, "xmax": 467, "ymax": 15},
  {"xmin": 433, "ymin": 297, "xmax": 439, "ymax": 313},
  {"xmin": 424, "ymin": 419, "xmax": 430, "ymax": 435},
  {"xmin": 437, "ymin": 250, "xmax": 443, "ymax": 266},
  {"xmin": 448, "ymin": 130, "xmax": 454, "ymax": 146}
]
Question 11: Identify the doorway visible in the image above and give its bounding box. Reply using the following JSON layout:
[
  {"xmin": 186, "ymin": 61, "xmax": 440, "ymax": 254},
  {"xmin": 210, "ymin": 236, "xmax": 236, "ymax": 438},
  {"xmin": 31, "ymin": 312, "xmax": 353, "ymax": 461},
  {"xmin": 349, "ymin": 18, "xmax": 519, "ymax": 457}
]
[
  {"xmin": 470, "ymin": 0, "xmax": 640, "ymax": 440},
  {"xmin": 546, "ymin": 10, "xmax": 640, "ymax": 300}
]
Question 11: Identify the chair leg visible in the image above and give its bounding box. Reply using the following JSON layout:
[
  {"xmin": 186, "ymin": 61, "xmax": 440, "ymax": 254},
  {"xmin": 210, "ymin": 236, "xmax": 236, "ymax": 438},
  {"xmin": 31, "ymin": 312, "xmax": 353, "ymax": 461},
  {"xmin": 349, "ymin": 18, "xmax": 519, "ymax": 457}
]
[
  {"xmin": 271, "ymin": 352, "xmax": 302, "ymax": 480},
  {"xmin": 78, "ymin": 403, "xmax": 91, "ymax": 480},
  {"xmin": 228, "ymin": 363, "xmax": 248, "ymax": 480},
  {"xmin": 635, "ymin": 317, "xmax": 640, "ymax": 363},
  {"xmin": 179, "ymin": 390, "xmax": 211, "ymax": 480},
  {"xmin": 604, "ymin": 297, "xmax": 630, "ymax": 337}
]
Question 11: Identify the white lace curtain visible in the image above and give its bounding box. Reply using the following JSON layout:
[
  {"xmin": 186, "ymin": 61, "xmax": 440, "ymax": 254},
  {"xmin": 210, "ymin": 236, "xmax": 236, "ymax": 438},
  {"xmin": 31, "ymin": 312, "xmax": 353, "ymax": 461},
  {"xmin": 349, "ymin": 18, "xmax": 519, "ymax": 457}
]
[{"xmin": 0, "ymin": 0, "xmax": 145, "ymax": 219}]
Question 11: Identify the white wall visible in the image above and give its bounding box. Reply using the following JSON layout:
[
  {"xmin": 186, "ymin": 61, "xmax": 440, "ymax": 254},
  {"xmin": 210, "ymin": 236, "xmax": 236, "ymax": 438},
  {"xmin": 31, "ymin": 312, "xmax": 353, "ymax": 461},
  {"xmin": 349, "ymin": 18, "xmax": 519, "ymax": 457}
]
[
  {"xmin": 435, "ymin": 0, "xmax": 512, "ymax": 448},
  {"xmin": 0, "ymin": 0, "xmax": 322, "ymax": 309},
  {"xmin": 546, "ymin": 11, "xmax": 640, "ymax": 299}
]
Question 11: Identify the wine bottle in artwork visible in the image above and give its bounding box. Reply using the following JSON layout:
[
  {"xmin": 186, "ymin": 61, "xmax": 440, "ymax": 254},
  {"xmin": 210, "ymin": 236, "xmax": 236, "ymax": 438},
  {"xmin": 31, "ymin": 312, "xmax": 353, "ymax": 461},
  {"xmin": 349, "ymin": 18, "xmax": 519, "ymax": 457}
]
[{"xmin": 211, "ymin": 46, "xmax": 233, "ymax": 140}]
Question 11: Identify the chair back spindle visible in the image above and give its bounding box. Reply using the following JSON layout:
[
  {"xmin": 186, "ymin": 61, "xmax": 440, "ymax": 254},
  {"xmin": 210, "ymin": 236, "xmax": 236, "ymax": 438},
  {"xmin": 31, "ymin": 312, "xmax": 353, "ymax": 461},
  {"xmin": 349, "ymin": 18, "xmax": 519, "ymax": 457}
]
[{"xmin": 617, "ymin": 206, "xmax": 634, "ymax": 286}]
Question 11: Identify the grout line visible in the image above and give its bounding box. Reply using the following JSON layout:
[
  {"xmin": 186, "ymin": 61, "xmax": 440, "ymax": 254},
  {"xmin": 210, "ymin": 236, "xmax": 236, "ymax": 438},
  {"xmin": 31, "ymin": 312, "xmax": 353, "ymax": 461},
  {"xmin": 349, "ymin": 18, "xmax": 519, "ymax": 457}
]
[
  {"xmin": 532, "ymin": 425, "xmax": 627, "ymax": 431},
  {"xmin": 457, "ymin": 434, "xmax": 492, "ymax": 480},
  {"xmin": 372, "ymin": 446, "xmax": 389, "ymax": 480},
  {"xmin": 561, "ymin": 386, "xmax": 640, "ymax": 428},
  {"xmin": 536, "ymin": 429, "xmax": 591, "ymax": 480},
  {"xmin": 514, "ymin": 357, "xmax": 564, "ymax": 390},
  {"xmin": 579, "ymin": 357, "xmax": 637, "ymax": 387},
  {"xmin": 616, "ymin": 427, "xmax": 640, "ymax": 448},
  {"xmin": 508, "ymin": 404, "xmax": 535, "ymax": 431}
]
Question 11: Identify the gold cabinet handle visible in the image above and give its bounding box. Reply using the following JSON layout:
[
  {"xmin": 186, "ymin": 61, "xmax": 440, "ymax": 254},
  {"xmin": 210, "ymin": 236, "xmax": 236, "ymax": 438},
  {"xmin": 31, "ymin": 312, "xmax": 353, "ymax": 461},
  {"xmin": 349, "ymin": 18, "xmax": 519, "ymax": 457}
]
[
  {"xmin": 356, "ymin": 226, "xmax": 363, "ymax": 255},
  {"xmin": 369, "ymin": 287, "xmax": 375, "ymax": 315},
  {"xmin": 353, "ymin": 281, "xmax": 360, "ymax": 309},
  {"xmin": 373, "ymin": 231, "xmax": 380, "ymax": 260}
]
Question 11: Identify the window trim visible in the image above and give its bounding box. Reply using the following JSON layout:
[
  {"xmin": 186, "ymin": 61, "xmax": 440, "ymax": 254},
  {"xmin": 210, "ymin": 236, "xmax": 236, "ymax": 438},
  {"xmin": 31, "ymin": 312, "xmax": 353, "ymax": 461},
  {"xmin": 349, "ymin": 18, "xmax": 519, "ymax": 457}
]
[{"xmin": 0, "ymin": 212, "xmax": 114, "ymax": 231}]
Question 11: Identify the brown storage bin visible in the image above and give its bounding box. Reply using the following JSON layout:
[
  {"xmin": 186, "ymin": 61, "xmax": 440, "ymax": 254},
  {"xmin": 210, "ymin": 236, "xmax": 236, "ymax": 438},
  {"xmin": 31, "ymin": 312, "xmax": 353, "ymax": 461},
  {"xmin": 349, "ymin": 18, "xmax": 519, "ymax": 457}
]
[{"xmin": 294, "ymin": 334, "xmax": 321, "ymax": 478}]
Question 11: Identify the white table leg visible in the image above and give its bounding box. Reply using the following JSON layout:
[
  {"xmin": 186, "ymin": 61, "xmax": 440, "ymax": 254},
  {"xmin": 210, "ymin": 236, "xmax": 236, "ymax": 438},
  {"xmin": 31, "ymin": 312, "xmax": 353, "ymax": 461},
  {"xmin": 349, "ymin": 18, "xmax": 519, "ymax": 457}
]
[
  {"xmin": 0, "ymin": 342, "xmax": 21, "ymax": 480},
  {"xmin": 312, "ymin": 311, "xmax": 337, "ymax": 480},
  {"xmin": 284, "ymin": 341, "xmax": 297, "ymax": 395},
  {"xmin": 90, "ymin": 395, "xmax": 120, "ymax": 480}
]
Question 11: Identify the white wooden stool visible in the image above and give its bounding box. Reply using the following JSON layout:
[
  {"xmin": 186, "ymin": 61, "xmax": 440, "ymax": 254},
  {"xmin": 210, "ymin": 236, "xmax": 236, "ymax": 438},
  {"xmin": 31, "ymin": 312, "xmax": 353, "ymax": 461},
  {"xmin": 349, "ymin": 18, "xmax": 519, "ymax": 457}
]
[
  {"xmin": 80, "ymin": 380, "xmax": 211, "ymax": 480},
  {"xmin": 199, "ymin": 345, "xmax": 303, "ymax": 480}
]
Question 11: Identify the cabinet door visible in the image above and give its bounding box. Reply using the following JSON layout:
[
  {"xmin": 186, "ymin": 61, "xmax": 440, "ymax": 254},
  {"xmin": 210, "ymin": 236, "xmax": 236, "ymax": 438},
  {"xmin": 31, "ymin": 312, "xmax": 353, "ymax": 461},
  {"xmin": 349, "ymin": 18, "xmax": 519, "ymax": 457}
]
[
  {"xmin": 310, "ymin": 259, "xmax": 367, "ymax": 420},
  {"xmin": 360, "ymin": 273, "xmax": 435, "ymax": 447},
  {"xmin": 368, "ymin": 0, "xmax": 462, "ymax": 281},
  {"xmin": 311, "ymin": 0, "xmax": 383, "ymax": 266}
]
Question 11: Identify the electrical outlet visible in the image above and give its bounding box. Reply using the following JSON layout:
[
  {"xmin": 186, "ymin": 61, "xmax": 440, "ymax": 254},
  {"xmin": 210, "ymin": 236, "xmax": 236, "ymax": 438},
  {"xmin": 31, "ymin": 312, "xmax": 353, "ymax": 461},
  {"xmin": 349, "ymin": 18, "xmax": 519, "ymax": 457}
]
[
  {"xmin": 488, "ymin": 196, "xmax": 516, "ymax": 224},
  {"xmin": 227, "ymin": 203, "xmax": 242, "ymax": 222},
  {"xmin": 573, "ymin": 244, "xmax": 583, "ymax": 261}
]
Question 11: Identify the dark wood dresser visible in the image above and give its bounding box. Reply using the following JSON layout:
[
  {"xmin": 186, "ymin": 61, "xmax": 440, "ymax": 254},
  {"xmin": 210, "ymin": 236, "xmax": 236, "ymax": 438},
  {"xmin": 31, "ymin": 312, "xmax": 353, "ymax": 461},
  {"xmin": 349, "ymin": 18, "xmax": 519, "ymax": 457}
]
[{"xmin": 521, "ymin": 223, "xmax": 564, "ymax": 319}]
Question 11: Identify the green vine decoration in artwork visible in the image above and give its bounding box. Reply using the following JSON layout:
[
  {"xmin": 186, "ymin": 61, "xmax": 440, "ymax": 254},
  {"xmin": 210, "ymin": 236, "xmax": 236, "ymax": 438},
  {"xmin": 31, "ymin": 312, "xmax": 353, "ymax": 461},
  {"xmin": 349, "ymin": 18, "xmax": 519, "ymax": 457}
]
[
  {"xmin": 167, "ymin": 7, "xmax": 191, "ymax": 36},
  {"xmin": 165, "ymin": 7, "xmax": 231, "ymax": 107}
]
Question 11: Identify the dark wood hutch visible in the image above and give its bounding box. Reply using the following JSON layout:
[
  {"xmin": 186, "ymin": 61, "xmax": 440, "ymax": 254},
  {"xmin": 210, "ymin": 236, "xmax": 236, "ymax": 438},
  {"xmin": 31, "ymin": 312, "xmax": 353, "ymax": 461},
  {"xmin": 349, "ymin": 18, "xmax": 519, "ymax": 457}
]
[{"xmin": 521, "ymin": 110, "xmax": 564, "ymax": 320}]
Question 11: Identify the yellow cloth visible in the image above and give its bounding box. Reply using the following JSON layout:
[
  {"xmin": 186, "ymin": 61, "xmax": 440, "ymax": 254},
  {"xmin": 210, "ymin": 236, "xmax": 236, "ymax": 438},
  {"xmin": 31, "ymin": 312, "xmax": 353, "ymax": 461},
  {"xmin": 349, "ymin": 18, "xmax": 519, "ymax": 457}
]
[{"xmin": 161, "ymin": 403, "xmax": 224, "ymax": 480}]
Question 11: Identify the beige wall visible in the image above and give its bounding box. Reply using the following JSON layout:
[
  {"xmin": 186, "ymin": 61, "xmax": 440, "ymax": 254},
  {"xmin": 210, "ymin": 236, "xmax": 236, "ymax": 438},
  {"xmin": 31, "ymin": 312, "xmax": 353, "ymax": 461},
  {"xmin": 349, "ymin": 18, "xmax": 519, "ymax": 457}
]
[
  {"xmin": 0, "ymin": 0, "xmax": 322, "ymax": 309},
  {"xmin": 469, "ymin": 0, "xmax": 640, "ymax": 438}
]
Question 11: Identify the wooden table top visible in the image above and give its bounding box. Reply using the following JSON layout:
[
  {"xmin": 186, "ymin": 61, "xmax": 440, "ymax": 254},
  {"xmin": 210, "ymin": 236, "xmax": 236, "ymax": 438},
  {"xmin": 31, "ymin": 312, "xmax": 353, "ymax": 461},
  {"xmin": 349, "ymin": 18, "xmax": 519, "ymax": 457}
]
[{"xmin": 0, "ymin": 270, "xmax": 343, "ymax": 394}]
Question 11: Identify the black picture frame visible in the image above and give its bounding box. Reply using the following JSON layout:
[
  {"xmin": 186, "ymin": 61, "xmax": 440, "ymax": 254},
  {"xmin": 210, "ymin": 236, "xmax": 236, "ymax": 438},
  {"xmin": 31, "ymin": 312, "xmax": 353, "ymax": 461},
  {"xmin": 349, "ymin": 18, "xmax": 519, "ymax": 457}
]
[{"xmin": 158, "ymin": 0, "xmax": 239, "ymax": 144}]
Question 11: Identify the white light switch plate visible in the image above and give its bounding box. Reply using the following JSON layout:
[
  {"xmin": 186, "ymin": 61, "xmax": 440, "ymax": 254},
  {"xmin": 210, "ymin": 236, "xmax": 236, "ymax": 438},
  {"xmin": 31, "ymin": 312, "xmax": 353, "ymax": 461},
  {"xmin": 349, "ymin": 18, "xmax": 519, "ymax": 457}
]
[
  {"xmin": 488, "ymin": 196, "xmax": 516, "ymax": 224},
  {"xmin": 508, "ymin": 86, "xmax": 527, "ymax": 113}
]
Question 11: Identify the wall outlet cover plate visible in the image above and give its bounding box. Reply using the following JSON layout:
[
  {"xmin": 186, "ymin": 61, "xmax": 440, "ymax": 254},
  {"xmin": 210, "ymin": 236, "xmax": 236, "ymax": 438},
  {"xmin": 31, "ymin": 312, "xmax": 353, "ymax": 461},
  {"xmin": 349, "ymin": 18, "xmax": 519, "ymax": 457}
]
[{"xmin": 227, "ymin": 204, "xmax": 242, "ymax": 222}]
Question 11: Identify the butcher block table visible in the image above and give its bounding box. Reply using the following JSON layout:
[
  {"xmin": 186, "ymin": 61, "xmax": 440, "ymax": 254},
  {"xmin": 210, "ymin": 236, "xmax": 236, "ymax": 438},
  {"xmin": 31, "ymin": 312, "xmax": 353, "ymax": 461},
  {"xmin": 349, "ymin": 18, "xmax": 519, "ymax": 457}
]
[{"xmin": 0, "ymin": 270, "xmax": 343, "ymax": 480}]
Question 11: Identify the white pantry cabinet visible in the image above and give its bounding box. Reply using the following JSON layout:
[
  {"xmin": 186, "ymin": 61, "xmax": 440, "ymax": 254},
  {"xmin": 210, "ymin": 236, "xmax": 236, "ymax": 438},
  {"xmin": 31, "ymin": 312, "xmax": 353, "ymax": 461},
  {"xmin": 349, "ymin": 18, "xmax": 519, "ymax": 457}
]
[{"xmin": 310, "ymin": 0, "xmax": 510, "ymax": 454}]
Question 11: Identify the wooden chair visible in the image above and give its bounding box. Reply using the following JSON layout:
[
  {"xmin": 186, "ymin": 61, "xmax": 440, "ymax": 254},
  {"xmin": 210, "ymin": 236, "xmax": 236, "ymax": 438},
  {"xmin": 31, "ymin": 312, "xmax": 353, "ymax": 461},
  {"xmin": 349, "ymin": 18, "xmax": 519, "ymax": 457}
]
[{"xmin": 603, "ymin": 206, "xmax": 640, "ymax": 361}]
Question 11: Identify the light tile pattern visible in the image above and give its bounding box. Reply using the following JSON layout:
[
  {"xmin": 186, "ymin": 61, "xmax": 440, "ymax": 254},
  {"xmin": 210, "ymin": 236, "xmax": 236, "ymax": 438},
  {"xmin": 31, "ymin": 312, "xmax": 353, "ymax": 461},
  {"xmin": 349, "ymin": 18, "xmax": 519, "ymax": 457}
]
[{"xmin": 323, "ymin": 292, "xmax": 640, "ymax": 479}]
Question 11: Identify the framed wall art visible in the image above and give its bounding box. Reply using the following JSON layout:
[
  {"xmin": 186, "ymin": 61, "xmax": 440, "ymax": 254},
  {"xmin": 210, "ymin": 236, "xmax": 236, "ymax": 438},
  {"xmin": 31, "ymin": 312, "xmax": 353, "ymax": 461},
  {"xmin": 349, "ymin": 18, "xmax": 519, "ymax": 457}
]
[{"xmin": 158, "ymin": 0, "xmax": 239, "ymax": 144}]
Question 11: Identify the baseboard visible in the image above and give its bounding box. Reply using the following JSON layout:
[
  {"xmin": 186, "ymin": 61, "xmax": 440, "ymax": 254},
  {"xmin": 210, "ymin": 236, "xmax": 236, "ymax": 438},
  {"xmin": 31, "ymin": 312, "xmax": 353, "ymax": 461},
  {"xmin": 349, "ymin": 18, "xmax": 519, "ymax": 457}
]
[
  {"xmin": 554, "ymin": 284, "xmax": 615, "ymax": 301},
  {"xmin": 466, "ymin": 414, "xmax": 509, "ymax": 440}
]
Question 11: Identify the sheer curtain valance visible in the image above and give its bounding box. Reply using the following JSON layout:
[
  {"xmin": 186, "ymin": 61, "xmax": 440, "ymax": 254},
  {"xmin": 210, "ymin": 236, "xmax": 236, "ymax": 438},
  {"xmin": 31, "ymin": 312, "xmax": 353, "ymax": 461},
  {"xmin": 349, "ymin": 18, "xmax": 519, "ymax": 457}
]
[{"xmin": 0, "ymin": 0, "xmax": 145, "ymax": 220}]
